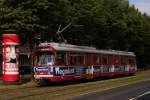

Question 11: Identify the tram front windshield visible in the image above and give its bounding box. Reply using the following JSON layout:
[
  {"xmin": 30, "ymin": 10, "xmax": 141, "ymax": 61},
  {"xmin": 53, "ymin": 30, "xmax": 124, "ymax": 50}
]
[{"xmin": 34, "ymin": 52, "xmax": 54, "ymax": 66}]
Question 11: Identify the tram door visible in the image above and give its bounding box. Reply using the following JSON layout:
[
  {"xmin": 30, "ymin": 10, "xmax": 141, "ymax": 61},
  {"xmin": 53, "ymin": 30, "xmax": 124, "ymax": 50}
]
[
  {"xmin": 85, "ymin": 53, "xmax": 93, "ymax": 79},
  {"xmin": 86, "ymin": 66, "xmax": 93, "ymax": 79}
]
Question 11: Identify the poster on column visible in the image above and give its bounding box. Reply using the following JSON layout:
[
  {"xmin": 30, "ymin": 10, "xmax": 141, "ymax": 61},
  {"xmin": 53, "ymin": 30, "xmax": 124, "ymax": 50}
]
[{"xmin": 5, "ymin": 45, "xmax": 19, "ymax": 75}]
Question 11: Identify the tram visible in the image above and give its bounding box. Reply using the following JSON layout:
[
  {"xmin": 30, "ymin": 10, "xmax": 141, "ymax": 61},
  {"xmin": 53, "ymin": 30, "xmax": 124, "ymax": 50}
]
[{"xmin": 33, "ymin": 42, "xmax": 137, "ymax": 85}]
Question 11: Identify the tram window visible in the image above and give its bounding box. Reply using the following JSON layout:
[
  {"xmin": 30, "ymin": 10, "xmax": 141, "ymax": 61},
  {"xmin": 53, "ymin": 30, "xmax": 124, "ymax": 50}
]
[
  {"xmin": 70, "ymin": 53, "xmax": 77, "ymax": 65},
  {"xmin": 103, "ymin": 55, "xmax": 111, "ymax": 65},
  {"xmin": 129, "ymin": 57, "xmax": 136, "ymax": 65},
  {"xmin": 77, "ymin": 53, "xmax": 84, "ymax": 65},
  {"xmin": 129, "ymin": 58, "xmax": 132, "ymax": 64},
  {"xmin": 121, "ymin": 56, "xmax": 126, "ymax": 64},
  {"xmin": 56, "ymin": 52, "xmax": 66, "ymax": 65},
  {"xmin": 93, "ymin": 54, "xmax": 99, "ymax": 65},
  {"xmin": 86, "ymin": 53, "xmax": 91, "ymax": 65},
  {"xmin": 114, "ymin": 55, "xmax": 119, "ymax": 64}
]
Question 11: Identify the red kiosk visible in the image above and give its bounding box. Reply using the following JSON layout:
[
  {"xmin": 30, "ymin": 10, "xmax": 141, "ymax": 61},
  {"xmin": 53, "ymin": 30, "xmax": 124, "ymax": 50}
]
[{"xmin": 2, "ymin": 30, "xmax": 20, "ymax": 82}]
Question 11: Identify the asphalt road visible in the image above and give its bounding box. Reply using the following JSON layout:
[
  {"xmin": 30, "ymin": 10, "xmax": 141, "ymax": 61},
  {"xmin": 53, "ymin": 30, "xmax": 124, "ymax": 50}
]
[{"xmin": 70, "ymin": 80, "xmax": 150, "ymax": 100}]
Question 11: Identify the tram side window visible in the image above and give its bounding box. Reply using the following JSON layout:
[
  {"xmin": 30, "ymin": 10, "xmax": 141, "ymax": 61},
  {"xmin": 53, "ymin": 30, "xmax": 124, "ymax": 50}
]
[
  {"xmin": 114, "ymin": 55, "xmax": 119, "ymax": 65},
  {"xmin": 103, "ymin": 55, "xmax": 111, "ymax": 65},
  {"xmin": 86, "ymin": 53, "xmax": 91, "ymax": 65},
  {"xmin": 77, "ymin": 53, "xmax": 84, "ymax": 65},
  {"xmin": 121, "ymin": 56, "xmax": 126, "ymax": 65},
  {"xmin": 129, "ymin": 57, "xmax": 136, "ymax": 65},
  {"xmin": 56, "ymin": 52, "xmax": 66, "ymax": 65},
  {"xmin": 93, "ymin": 54, "xmax": 99, "ymax": 65},
  {"xmin": 70, "ymin": 52, "xmax": 77, "ymax": 65}
]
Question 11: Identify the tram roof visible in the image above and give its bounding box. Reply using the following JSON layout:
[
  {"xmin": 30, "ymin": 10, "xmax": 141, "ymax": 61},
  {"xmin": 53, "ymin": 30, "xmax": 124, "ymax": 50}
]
[{"xmin": 38, "ymin": 42, "xmax": 135, "ymax": 56}]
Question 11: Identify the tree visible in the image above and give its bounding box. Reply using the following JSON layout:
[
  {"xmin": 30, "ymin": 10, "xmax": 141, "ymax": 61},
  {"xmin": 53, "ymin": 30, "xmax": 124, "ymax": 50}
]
[{"xmin": 0, "ymin": 0, "xmax": 150, "ymax": 67}]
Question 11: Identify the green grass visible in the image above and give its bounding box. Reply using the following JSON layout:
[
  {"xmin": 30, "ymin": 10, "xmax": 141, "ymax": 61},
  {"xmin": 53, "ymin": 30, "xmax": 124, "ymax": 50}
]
[{"xmin": 0, "ymin": 70, "xmax": 150, "ymax": 100}]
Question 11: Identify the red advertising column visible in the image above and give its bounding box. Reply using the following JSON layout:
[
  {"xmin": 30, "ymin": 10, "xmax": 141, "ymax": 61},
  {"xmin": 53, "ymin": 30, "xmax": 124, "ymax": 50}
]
[{"xmin": 2, "ymin": 30, "xmax": 20, "ymax": 82}]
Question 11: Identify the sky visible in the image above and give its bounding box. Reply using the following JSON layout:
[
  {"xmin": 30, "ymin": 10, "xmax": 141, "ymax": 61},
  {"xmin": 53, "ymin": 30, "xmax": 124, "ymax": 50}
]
[{"xmin": 129, "ymin": 0, "xmax": 150, "ymax": 15}]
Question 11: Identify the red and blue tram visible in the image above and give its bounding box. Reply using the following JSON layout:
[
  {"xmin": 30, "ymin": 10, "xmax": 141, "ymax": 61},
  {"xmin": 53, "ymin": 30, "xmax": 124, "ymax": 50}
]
[{"xmin": 33, "ymin": 42, "xmax": 137, "ymax": 85}]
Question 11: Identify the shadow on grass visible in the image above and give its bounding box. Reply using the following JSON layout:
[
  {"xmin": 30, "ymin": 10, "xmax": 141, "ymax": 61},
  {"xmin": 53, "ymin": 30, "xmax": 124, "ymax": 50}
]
[
  {"xmin": 37, "ymin": 74, "xmax": 135, "ymax": 87},
  {"xmin": 0, "ymin": 74, "xmax": 32, "ymax": 85}
]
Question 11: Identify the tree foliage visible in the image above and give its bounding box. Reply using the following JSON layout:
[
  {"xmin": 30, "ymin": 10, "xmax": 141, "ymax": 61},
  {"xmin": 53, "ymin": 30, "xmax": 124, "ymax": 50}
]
[{"xmin": 0, "ymin": 0, "xmax": 150, "ymax": 67}]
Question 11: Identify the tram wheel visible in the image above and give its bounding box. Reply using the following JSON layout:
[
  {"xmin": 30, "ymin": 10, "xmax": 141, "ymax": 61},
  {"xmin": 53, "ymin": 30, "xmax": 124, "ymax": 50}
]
[{"xmin": 35, "ymin": 79, "xmax": 50, "ymax": 86}]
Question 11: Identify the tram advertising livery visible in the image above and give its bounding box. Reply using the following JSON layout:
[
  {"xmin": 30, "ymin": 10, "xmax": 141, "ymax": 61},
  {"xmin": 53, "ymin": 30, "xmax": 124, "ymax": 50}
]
[{"xmin": 33, "ymin": 42, "xmax": 137, "ymax": 85}]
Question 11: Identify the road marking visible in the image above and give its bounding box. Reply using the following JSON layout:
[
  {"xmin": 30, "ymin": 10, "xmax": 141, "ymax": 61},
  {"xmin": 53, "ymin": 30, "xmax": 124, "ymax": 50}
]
[{"xmin": 129, "ymin": 90, "xmax": 150, "ymax": 100}]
